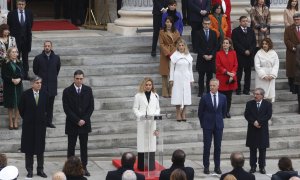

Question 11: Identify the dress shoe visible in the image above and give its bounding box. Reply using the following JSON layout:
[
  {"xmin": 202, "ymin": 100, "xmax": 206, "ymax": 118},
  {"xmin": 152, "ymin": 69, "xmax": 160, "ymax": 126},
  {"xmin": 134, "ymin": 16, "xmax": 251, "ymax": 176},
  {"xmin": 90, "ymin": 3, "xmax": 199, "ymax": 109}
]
[
  {"xmin": 27, "ymin": 172, "xmax": 33, "ymax": 178},
  {"xmin": 226, "ymin": 112, "xmax": 231, "ymax": 118},
  {"xmin": 84, "ymin": 169, "xmax": 90, "ymax": 176},
  {"xmin": 37, "ymin": 171, "xmax": 47, "ymax": 178},
  {"xmin": 259, "ymin": 168, "xmax": 266, "ymax": 174},
  {"xmin": 47, "ymin": 123, "xmax": 56, "ymax": 128},
  {"xmin": 236, "ymin": 90, "xmax": 241, "ymax": 95},
  {"xmin": 243, "ymin": 90, "xmax": 250, "ymax": 95},
  {"xmin": 203, "ymin": 167, "xmax": 210, "ymax": 174},
  {"xmin": 249, "ymin": 167, "xmax": 256, "ymax": 173},
  {"xmin": 214, "ymin": 168, "xmax": 222, "ymax": 174},
  {"xmin": 181, "ymin": 119, "xmax": 187, "ymax": 122},
  {"xmin": 151, "ymin": 51, "xmax": 156, "ymax": 57}
]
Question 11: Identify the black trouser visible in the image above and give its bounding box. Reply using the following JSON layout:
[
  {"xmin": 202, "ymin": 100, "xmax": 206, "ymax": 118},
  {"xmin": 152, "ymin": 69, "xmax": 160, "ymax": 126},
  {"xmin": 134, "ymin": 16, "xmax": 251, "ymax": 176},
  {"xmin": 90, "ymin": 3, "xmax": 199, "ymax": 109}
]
[
  {"xmin": 219, "ymin": 90, "xmax": 233, "ymax": 113},
  {"xmin": 25, "ymin": 153, "xmax": 44, "ymax": 173},
  {"xmin": 190, "ymin": 21, "xmax": 202, "ymax": 52},
  {"xmin": 138, "ymin": 152, "xmax": 155, "ymax": 171},
  {"xmin": 151, "ymin": 14, "xmax": 162, "ymax": 53},
  {"xmin": 47, "ymin": 96, "xmax": 55, "ymax": 125},
  {"xmin": 68, "ymin": 133, "xmax": 88, "ymax": 167},
  {"xmin": 296, "ymin": 85, "xmax": 300, "ymax": 113},
  {"xmin": 181, "ymin": 0, "xmax": 189, "ymax": 24},
  {"xmin": 288, "ymin": 77, "xmax": 296, "ymax": 93},
  {"xmin": 18, "ymin": 40, "xmax": 29, "ymax": 78},
  {"xmin": 237, "ymin": 63, "xmax": 251, "ymax": 92},
  {"xmin": 198, "ymin": 71, "xmax": 213, "ymax": 96},
  {"xmin": 249, "ymin": 147, "xmax": 266, "ymax": 168}
]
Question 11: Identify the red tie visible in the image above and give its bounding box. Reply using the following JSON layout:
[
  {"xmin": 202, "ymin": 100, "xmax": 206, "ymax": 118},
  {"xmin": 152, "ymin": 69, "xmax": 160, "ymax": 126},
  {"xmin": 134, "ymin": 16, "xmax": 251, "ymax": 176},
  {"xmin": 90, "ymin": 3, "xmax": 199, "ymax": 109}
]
[{"xmin": 297, "ymin": 27, "xmax": 300, "ymax": 38}]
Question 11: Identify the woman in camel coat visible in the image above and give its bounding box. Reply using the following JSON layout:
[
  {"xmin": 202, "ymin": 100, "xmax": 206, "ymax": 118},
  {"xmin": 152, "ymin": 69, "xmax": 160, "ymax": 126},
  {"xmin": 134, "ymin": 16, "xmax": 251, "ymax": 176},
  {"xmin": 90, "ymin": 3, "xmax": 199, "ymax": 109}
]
[{"xmin": 159, "ymin": 16, "xmax": 180, "ymax": 98}]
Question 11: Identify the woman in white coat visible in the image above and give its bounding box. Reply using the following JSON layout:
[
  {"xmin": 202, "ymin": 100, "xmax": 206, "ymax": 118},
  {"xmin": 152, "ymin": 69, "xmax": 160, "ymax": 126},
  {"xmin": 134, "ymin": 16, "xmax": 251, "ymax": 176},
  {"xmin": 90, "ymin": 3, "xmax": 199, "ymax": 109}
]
[
  {"xmin": 169, "ymin": 39, "xmax": 194, "ymax": 122},
  {"xmin": 133, "ymin": 77, "xmax": 160, "ymax": 171},
  {"xmin": 255, "ymin": 38, "xmax": 279, "ymax": 102}
]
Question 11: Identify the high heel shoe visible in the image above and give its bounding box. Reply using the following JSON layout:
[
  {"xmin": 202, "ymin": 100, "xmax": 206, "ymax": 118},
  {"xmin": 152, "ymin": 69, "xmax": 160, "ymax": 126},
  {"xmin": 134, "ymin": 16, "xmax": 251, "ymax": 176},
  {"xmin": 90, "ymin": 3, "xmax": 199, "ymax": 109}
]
[
  {"xmin": 13, "ymin": 122, "xmax": 19, "ymax": 130},
  {"xmin": 9, "ymin": 126, "xmax": 13, "ymax": 130}
]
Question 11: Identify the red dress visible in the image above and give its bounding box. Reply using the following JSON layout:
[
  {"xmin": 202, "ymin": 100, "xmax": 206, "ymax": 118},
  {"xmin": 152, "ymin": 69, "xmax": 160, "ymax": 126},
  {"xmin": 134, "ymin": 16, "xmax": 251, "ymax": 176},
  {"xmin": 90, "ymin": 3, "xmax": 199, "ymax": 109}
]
[
  {"xmin": 216, "ymin": 50, "xmax": 238, "ymax": 91},
  {"xmin": 211, "ymin": 0, "xmax": 231, "ymax": 37}
]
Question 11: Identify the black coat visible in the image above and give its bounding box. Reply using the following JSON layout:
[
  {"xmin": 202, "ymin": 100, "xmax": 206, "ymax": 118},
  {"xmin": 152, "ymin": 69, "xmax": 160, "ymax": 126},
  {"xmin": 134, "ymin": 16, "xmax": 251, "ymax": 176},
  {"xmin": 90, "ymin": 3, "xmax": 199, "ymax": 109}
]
[
  {"xmin": 19, "ymin": 89, "xmax": 48, "ymax": 155},
  {"xmin": 33, "ymin": 50, "xmax": 61, "ymax": 96},
  {"xmin": 106, "ymin": 167, "xmax": 145, "ymax": 180},
  {"xmin": 188, "ymin": 0, "xmax": 210, "ymax": 22},
  {"xmin": 232, "ymin": 26, "xmax": 256, "ymax": 68},
  {"xmin": 63, "ymin": 83, "xmax": 94, "ymax": 135},
  {"xmin": 271, "ymin": 171, "xmax": 299, "ymax": 180},
  {"xmin": 7, "ymin": 9, "xmax": 33, "ymax": 52},
  {"xmin": 152, "ymin": 0, "xmax": 168, "ymax": 15},
  {"xmin": 66, "ymin": 175, "xmax": 87, "ymax": 180},
  {"xmin": 220, "ymin": 167, "xmax": 256, "ymax": 180},
  {"xmin": 196, "ymin": 29, "xmax": 218, "ymax": 73},
  {"xmin": 244, "ymin": 99, "xmax": 272, "ymax": 148},
  {"xmin": 159, "ymin": 164, "xmax": 194, "ymax": 180}
]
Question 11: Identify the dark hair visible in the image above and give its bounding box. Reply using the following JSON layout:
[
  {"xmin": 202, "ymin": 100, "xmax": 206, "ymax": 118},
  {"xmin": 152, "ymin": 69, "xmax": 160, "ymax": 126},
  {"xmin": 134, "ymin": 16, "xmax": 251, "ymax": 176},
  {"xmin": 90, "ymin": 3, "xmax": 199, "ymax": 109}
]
[
  {"xmin": 0, "ymin": 153, "xmax": 7, "ymax": 170},
  {"xmin": 260, "ymin": 37, "xmax": 273, "ymax": 50},
  {"xmin": 254, "ymin": 0, "xmax": 266, "ymax": 6},
  {"xmin": 172, "ymin": 149, "xmax": 186, "ymax": 165},
  {"xmin": 44, "ymin": 40, "xmax": 52, "ymax": 46},
  {"xmin": 170, "ymin": 169, "xmax": 187, "ymax": 180},
  {"xmin": 230, "ymin": 152, "xmax": 245, "ymax": 168},
  {"xmin": 220, "ymin": 37, "xmax": 234, "ymax": 50},
  {"xmin": 278, "ymin": 157, "xmax": 294, "ymax": 171},
  {"xmin": 164, "ymin": 16, "xmax": 176, "ymax": 33},
  {"xmin": 287, "ymin": 0, "xmax": 298, "ymax": 10},
  {"xmin": 239, "ymin": 16, "xmax": 248, "ymax": 21},
  {"xmin": 17, "ymin": 0, "xmax": 26, "ymax": 3},
  {"xmin": 211, "ymin": 3, "xmax": 224, "ymax": 14},
  {"xmin": 168, "ymin": 0, "xmax": 177, "ymax": 5},
  {"xmin": 0, "ymin": 24, "xmax": 9, "ymax": 38},
  {"xmin": 203, "ymin": 17, "xmax": 211, "ymax": 23},
  {"xmin": 74, "ymin": 70, "xmax": 84, "ymax": 77},
  {"xmin": 63, "ymin": 156, "xmax": 84, "ymax": 177},
  {"xmin": 121, "ymin": 152, "xmax": 136, "ymax": 169}
]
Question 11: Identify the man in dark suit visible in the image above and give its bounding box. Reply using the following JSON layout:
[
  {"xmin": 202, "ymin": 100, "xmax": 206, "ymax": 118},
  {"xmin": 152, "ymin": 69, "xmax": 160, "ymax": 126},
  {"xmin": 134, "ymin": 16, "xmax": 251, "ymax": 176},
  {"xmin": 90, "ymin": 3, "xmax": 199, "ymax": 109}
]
[
  {"xmin": 18, "ymin": 76, "xmax": 48, "ymax": 178},
  {"xmin": 106, "ymin": 152, "xmax": 145, "ymax": 180},
  {"xmin": 151, "ymin": 0, "xmax": 168, "ymax": 57},
  {"xmin": 188, "ymin": 0, "xmax": 210, "ymax": 52},
  {"xmin": 220, "ymin": 152, "xmax": 256, "ymax": 180},
  {"xmin": 159, "ymin": 149, "xmax": 194, "ymax": 180},
  {"xmin": 7, "ymin": 0, "xmax": 33, "ymax": 80},
  {"xmin": 251, "ymin": 0, "xmax": 270, "ymax": 8},
  {"xmin": 198, "ymin": 78, "xmax": 227, "ymax": 175},
  {"xmin": 244, "ymin": 87, "xmax": 272, "ymax": 174},
  {"xmin": 33, "ymin": 41, "xmax": 61, "ymax": 128},
  {"xmin": 232, "ymin": 16, "xmax": 256, "ymax": 95},
  {"xmin": 196, "ymin": 17, "xmax": 218, "ymax": 97},
  {"xmin": 62, "ymin": 70, "xmax": 94, "ymax": 176}
]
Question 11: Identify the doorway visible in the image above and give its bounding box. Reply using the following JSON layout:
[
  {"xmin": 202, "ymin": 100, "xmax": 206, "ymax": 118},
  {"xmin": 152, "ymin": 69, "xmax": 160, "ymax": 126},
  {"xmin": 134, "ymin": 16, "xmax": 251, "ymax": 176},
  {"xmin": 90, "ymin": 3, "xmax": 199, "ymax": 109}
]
[{"xmin": 26, "ymin": 0, "xmax": 54, "ymax": 19}]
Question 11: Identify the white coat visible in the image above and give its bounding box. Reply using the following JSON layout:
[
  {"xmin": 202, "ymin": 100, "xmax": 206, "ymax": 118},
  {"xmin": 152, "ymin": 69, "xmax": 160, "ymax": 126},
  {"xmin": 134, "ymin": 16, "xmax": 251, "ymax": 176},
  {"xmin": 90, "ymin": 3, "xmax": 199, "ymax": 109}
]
[
  {"xmin": 133, "ymin": 92, "xmax": 160, "ymax": 152},
  {"xmin": 254, "ymin": 49, "xmax": 279, "ymax": 102},
  {"xmin": 170, "ymin": 51, "xmax": 194, "ymax": 107}
]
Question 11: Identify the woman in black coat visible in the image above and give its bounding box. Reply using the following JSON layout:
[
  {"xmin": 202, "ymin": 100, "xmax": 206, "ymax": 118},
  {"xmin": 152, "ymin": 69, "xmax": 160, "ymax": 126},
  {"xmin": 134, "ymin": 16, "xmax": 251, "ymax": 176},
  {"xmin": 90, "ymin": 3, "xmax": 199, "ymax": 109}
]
[{"xmin": 1, "ymin": 47, "xmax": 23, "ymax": 130}]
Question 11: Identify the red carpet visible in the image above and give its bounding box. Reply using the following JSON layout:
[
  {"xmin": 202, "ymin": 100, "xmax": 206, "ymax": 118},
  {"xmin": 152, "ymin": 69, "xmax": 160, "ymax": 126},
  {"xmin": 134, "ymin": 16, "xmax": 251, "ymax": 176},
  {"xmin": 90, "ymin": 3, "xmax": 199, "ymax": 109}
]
[
  {"xmin": 32, "ymin": 20, "xmax": 79, "ymax": 31},
  {"xmin": 112, "ymin": 159, "xmax": 165, "ymax": 180}
]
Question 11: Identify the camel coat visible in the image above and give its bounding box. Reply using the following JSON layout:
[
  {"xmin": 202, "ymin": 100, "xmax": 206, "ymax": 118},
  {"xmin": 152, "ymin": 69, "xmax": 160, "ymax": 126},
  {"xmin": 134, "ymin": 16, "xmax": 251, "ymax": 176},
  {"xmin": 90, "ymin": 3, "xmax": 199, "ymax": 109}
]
[
  {"xmin": 284, "ymin": 24, "xmax": 300, "ymax": 78},
  {"xmin": 284, "ymin": 9, "xmax": 298, "ymax": 27},
  {"xmin": 208, "ymin": 14, "xmax": 228, "ymax": 39},
  {"xmin": 159, "ymin": 29, "xmax": 180, "ymax": 76}
]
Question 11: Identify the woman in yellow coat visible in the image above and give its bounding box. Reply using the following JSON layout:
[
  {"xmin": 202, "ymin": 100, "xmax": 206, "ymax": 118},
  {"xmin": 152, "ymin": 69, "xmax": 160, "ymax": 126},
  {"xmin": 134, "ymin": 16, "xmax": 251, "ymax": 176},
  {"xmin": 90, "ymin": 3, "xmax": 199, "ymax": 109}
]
[
  {"xmin": 208, "ymin": 3, "xmax": 228, "ymax": 42},
  {"xmin": 159, "ymin": 16, "xmax": 180, "ymax": 98}
]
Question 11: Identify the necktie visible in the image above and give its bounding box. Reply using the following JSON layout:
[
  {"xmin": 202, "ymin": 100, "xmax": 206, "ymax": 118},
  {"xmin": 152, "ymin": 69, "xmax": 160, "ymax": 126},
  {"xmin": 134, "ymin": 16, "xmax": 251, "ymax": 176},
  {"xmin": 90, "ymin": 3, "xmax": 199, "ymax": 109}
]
[
  {"xmin": 257, "ymin": 102, "xmax": 260, "ymax": 110},
  {"xmin": 77, "ymin": 88, "xmax": 81, "ymax": 94},
  {"xmin": 20, "ymin": 10, "xmax": 25, "ymax": 25},
  {"xmin": 205, "ymin": 30, "xmax": 209, "ymax": 41},
  {"xmin": 35, "ymin": 93, "xmax": 39, "ymax": 105},
  {"xmin": 244, "ymin": 28, "xmax": 247, "ymax": 33},
  {"xmin": 213, "ymin": 94, "xmax": 217, "ymax": 110},
  {"xmin": 297, "ymin": 27, "xmax": 300, "ymax": 38}
]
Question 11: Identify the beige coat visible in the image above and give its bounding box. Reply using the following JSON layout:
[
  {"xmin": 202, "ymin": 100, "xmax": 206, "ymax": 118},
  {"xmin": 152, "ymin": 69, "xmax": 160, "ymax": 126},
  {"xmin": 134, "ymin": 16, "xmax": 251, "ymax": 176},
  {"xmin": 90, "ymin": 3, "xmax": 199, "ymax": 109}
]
[
  {"xmin": 159, "ymin": 29, "xmax": 180, "ymax": 76},
  {"xmin": 284, "ymin": 9, "xmax": 298, "ymax": 27},
  {"xmin": 284, "ymin": 24, "xmax": 300, "ymax": 77}
]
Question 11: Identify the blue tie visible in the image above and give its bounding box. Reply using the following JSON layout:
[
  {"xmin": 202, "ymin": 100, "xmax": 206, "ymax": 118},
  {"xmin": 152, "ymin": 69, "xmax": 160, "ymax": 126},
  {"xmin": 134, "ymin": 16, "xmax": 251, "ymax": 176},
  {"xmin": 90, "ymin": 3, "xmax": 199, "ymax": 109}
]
[
  {"xmin": 213, "ymin": 94, "xmax": 217, "ymax": 110},
  {"xmin": 205, "ymin": 30, "xmax": 209, "ymax": 41},
  {"xmin": 20, "ymin": 10, "xmax": 25, "ymax": 25}
]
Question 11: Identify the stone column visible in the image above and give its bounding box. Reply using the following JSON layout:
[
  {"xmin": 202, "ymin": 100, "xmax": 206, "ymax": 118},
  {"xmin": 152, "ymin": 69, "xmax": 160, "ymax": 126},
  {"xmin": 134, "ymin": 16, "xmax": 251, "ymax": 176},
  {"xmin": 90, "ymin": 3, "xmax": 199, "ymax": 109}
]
[
  {"xmin": 107, "ymin": 0, "xmax": 153, "ymax": 36},
  {"xmin": 270, "ymin": 0, "xmax": 287, "ymax": 24}
]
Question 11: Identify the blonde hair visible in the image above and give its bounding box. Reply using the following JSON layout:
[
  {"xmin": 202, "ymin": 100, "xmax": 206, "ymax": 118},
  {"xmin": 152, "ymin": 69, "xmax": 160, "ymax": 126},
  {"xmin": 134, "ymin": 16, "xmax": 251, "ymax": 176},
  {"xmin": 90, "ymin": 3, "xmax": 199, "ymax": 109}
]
[
  {"xmin": 5, "ymin": 47, "xmax": 20, "ymax": 63},
  {"xmin": 224, "ymin": 174, "xmax": 237, "ymax": 180},
  {"xmin": 138, "ymin": 77, "xmax": 156, "ymax": 93},
  {"xmin": 52, "ymin": 171, "xmax": 66, "ymax": 180},
  {"xmin": 176, "ymin": 38, "xmax": 189, "ymax": 54}
]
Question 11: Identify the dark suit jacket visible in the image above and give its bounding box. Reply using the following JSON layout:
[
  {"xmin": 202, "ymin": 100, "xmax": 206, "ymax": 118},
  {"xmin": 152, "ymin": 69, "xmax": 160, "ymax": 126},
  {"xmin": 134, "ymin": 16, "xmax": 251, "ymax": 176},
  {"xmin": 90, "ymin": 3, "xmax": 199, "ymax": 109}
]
[
  {"xmin": 271, "ymin": 171, "xmax": 299, "ymax": 180},
  {"xmin": 7, "ymin": 9, "xmax": 33, "ymax": 52},
  {"xmin": 159, "ymin": 164, "xmax": 194, "ymax": 180},
  {"xmin": 251, "ymin": 0, "xmax": 270, "ymax": 8},
  {"xmin": 106, "ymin": 167, "xmax": 145, "ymax": 180},
  {"xmin": 198, "ymin": 92, "xmax": 227, "ymax": 130},
  {"xmin": 232, "ymin": 26, "xmax": 256, "ymax": 67},
  {"xmin": 244, "ymin": 99, "xmax": 272, "ymax": 148},
  {"xmin": 220, "ymin": 167, "xmax": 256, "ymax": 180},
  {"xmin": 33, "ymin": 50, "xmax": 61, "ymax": 96},
  {"xmin": 188, "ymin": 0, "xmax": 210, "ymax": 22},
  {"xmin": 152, "ymin": 0, "xmax": 168, "ymax": 15},
  {"xmin": 19, "ymin": 89, "xmax": 48, "ymax": 155},
  {"xmin": 196, "ymin": 29, "xmax": 218, "ymax": 72},
  {"xmin": 63, "ymin": 83, "xmax": 94, "ymax": 135}
]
